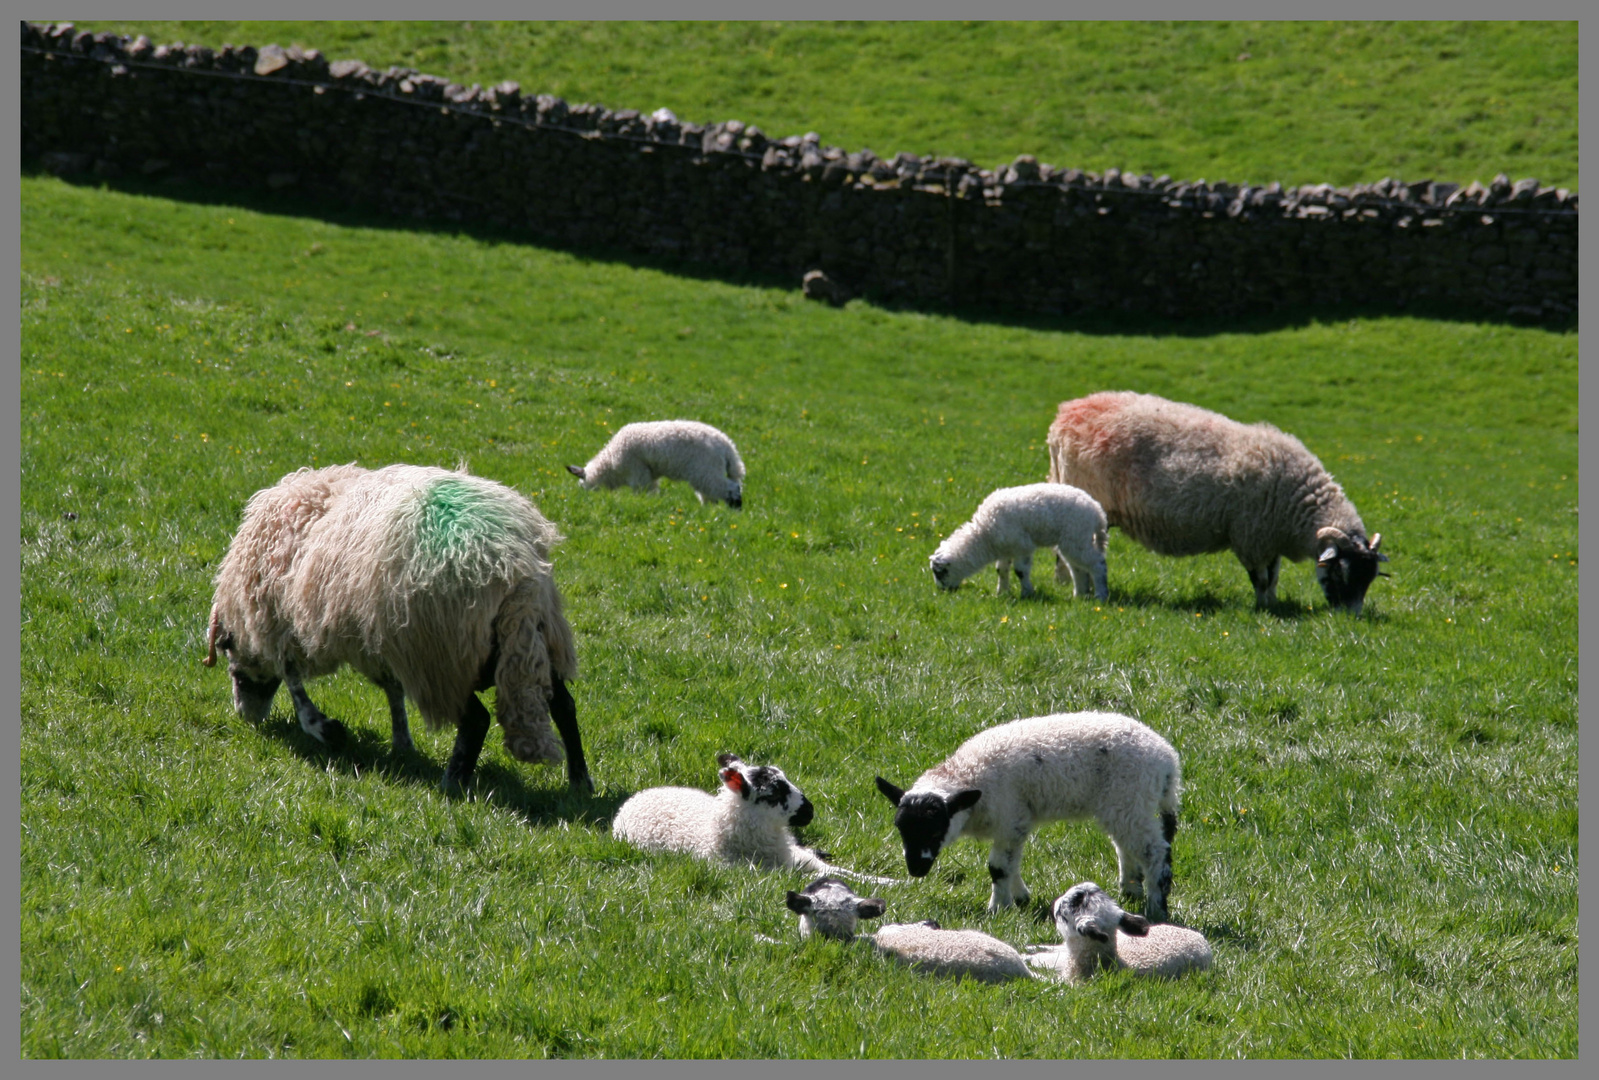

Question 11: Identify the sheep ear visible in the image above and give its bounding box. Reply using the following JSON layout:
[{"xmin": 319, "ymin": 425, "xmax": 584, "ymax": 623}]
[
  {"xmin": 565, "ymin": 464, "xmax": 585, "ymax": 479},
  {"xmin": 948, "ymin": 789, "xmax": 983, "ymax": 814},
  {"xmin": 1119, "ymin": 913, "xmax": 1151, "ymax": 936},
  {"xmin": 785, "ymin": 891, "xmax": 813, "ymax": 915},
  {"xmin": 875, "ymin": 777, "xmax": 904, "ymax": 806},
  {"xmin": 1317, "ymin": 546, "xmax": 1339, "ymax": 565},
  {"xmin": 715, "ymin": 752, "xmax": 743, "ymax": 768},
  {"xmin": 856, "ymin": 898, "xmax": 886, "ymax": 920},
  {"xmin": 721, "ymin": 767, "xmax": 746, "ymax": 796}
]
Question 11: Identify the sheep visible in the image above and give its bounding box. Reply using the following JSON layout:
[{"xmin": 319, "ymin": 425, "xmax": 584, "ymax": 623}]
[
  {"xmin": 929, "ymin": 482, "xmax": 1109, "ymax": 599},
  {"xmin": 875, "ymin": 712, "xmax": 1182, "ymax": 919},
  {"xmin": 784, "ymin": 877, "xmax": 1034, "ymax": 983},
  {"xmin": 566, "ymin": 420, "xmax": 745, "ymax": 508},
  {"xmin": 1025, "ymin": 882, "xmax": 1212, "ymax": 983},
  {"xmin": 204, "ymin": 462, "xmax": 590, "ymax": 795},
  {"xmin": 1046, "ymin": 391, "xmax": 1388, "ymax": 613}
]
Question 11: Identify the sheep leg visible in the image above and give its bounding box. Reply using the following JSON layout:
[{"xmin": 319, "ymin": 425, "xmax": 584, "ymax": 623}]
[
  {"xmin": 986, "ymin": 837, "xmax": 1030, "ymax": 912},
  {"xmin": 1063, "ymin": 551, "xmax": 1110, "ymax": 601},
  {"xmin": 1243, "ymin": 555, "xmax": 1280, "ymax": 608},
  {"xmin": 549, "ymin": 676, "xmax": 593, "ymax": 794},
  {"xmin": 1111, "ymin": 836, "xmax": 1145, "ymax": 898},
  {"xmin": 440, "ymin": 694, "xmax": 492, "ymax": 796},
  {"xmin": 380, "ymin": 676, "xmax": 413, "ymax": 753},
  {"xmin": 995, "ymin": 560, "xmax": 1012, "ymax": 595},
  {"xmin": 1015, "ymin": 552, "xmax": 1035, "ymax": 597},
  {"xmin": 283, "ymin": 668, "xmax": 348, "ymax": 750},
  {"xmin": 1054, "ymin": 549, "xmax": 1072, "ymax": 585}
]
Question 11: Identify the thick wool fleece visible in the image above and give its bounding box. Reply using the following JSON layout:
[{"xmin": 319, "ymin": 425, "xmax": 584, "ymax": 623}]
[
  {"xmin": 869, "ymin": 923, "xmax": 1035, "ymax": 984},
  {"xmin": 612, "ymin": 783, "xmax": 826, "ymax": 872},
  {"xmin": 210, "ymin": 463, "xmax": 575, "ymax": 763},
  {"xmin": 574, "ymin": 420, "xmax": 745, "ymax": 506}
]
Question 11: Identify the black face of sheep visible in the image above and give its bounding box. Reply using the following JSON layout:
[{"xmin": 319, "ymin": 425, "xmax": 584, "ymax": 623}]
[
  {"xmin": 929, "ymin": 557, "xmax": 954, "ymax": 590},
  {"xmin": 875, "ymin": 778, "xmax": 982, "ymax": 878},
  {"xmin": 718, "ymin": 754, "xmax": 815, "ymax": 826},
  {"xmin": 1315, "ymin": 530, "xmax": 1389, "ymax": 615}
]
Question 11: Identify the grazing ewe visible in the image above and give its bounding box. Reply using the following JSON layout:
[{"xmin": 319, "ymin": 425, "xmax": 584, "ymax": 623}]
[
  {"xmin": 567, "ymin": 420, "xmax": 745, "ymax": 508},
  {"xmin": 876, "ymin": 712, "xmax": 1182, "ymax": 919},
  {"xmin": 205, "ymin": 463, "xmax": 590, "ymax": 795},
  {"xmin": 784, "ymin": 877, "xmax": 1034, "ymax": 983},
  {"xmin": 1026, "ymin": 882, "xmax": 1212, "ymax": 983},
  {"xmin": 930, "ymin": 482, "xmax": 1109, "ymax": 599},
  {"xmin": 614, "ymin": 754, "xmax": 840, "ymax": 873},
  {"xmin": 1046, "ymin": 391, "xmax": 1388, "ymax": 612}
]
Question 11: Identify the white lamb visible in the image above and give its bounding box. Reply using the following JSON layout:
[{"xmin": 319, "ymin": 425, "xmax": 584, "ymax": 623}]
[
  {"xmin": 1047, "ymin": 391, "xmax": 1388, "ymax": 612},
  {"xmin": 567, "ymin": 420, "xmax": 745, "ymax": 508},
  {"xmin": 1025, "ymin": 882, "xmax": 1213, "ymax": 983},
  {"xmin": 615, "ymin": 754, "xmax": 889, "ymax": 881},
  {"xmin": 784, "ymin": 877, "xmax": 1034, "ymax": 984},
  {"xmin": 875, "ymin": 712, "xmax": 1182, "ymax": 919},
  {"xmin": 929, "ymin": 483, "xmax": 1108, "ymax": 599}
]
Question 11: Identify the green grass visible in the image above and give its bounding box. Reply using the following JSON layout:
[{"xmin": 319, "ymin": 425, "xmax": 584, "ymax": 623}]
[
  {"xmin": 20, "ymin": 167, "xmax": 1576, "ymax": 1058},
  {"xmin": 62, "ymin": 20, "xmax": 1578, "ymax": 189}
]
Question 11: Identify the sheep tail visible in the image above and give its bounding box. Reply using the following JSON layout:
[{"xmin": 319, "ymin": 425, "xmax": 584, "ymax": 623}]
[{"xmin": 492, "ymin": 577, "xmax": 569, "ymax": 765}]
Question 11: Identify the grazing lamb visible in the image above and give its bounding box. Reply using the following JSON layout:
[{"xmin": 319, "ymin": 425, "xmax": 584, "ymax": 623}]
[
  {"xmin": 567, "ymin": 420, "xmax": 745, "ymax": 508},
  {"xmin": 1046, "ymin": 391, "xmax": 1387, "ymax": 612},
  {"xmin": 784, "ymin": 877, "xmax": 1034, "ymax": 984},
  {"xmin": 1025, "ymin": 882, "xmax": 1212, "ymax": 983},
  {"xmin": 615, "ymin": 754, "xmax": 863, "ymax": 876},
  {"xmin": 930, "ymin": 483, "xmax": 1109, "ymax": 599},
  {"xmin": 876, "ymin": 712, "xmax": 1182, "ymax": 919},
  {"xmin": 205, "ymin": 462, "xmax": 590, "ymax": 795}
]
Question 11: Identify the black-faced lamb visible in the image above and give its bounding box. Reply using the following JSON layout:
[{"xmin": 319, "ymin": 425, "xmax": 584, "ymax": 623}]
[
  {"xmin": 567, "ymin": 419, "xmax": 745, "ymax": 508},
  {"xmin": 784, "ymin": 876, "xmax": 1034, "ymax": 983},
  {"xmin": 876, "ymin": 712, "xmax": 1182, "ymax": 920},
  {"xmin": 204, "ymin": 463, "xmax": 591, "ymax": 795},
  {"xmin": 929, "ymin": 482, "xmax": 1109, "ymax": 599},
  {"xmin": 1025, "ymin": 882, "xmax": 1213, "ymax": 983},
  {"xmin": 1046, "ymin": 391, "xmax": 1387, "ymax": 613}
]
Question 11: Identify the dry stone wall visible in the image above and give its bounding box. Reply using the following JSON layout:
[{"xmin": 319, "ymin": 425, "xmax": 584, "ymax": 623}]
[{"xmin": 21, "ymin": 22, "xmax": 1578, "ymax": 322}]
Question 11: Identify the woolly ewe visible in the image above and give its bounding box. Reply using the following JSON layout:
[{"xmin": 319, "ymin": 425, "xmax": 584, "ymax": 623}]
[
  {"xmin": 1047, "ymin": 391, "xmax": 1387, "ymax": 612},
  {"xmin": 567, "ymin": 419, "xmax": 745, "ymax": 508},
  {"xmin": 876, "ymin": 712, "xmax": 1182, "ymax": 919},
  {"xmin": 205, "ymin": 463, "xmax": 590, "ymax": 795},
  {"xmin": 930, "ymin": 482, "xmax": 1109, "ymax": 599},
  {"xmin": 1026, "ymin": 882, "xmax": 1213, "ymax": 983}
]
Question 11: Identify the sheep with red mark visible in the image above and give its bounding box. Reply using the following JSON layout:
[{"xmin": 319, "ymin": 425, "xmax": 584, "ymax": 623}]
[
  {"xmin": 205, "ymin": 462, "xmax": 590, "ymax": 795},
  {"xmin": 1046, "ymin": 391, "xmax": 1387, "ymax": 612}
]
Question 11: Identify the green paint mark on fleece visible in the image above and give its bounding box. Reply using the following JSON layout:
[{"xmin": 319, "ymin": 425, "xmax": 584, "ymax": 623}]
[{"xmin": 413, "ymin": 475, "xmax": 516, "ymax": 569}]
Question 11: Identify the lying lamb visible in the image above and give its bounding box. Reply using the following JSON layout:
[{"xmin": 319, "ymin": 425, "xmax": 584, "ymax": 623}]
[
  {"xmin": 567, "ymin": 419, "xmax": 745, "ymax": 508},
  {"xmin": 785, "ymin": 877, "xmax": 1033, "ymax": 984},
  {"xmin": 930, "ymin": 482, "xmax": 1109, "ymax": 599},
  {"xmin": 1046, "ymin": 390, "xmax": 1387, "ymax": 612},
  {"xmin": 876, "ymin": 712, "xmax": 1182, "ymax": 919},
  {"xmin": 1025, "ymin": 882, "xmax": 1212, "ymax": 983},
  {"xmin": 205, "ymin": 463, "xmax": 590, "ymax": 794},
  {"xmin": 615, "ymin": 754, "xmax": 889, "ymax": 882}
]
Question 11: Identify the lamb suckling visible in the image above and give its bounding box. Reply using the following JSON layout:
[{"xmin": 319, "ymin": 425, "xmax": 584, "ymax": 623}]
[
  {"xmin": 1046, "ymin": 390, "xmax": 1388, "ymax": 612},
  {"xmin": 567, "ymin": 419, "xmax": 745, "ymax": 508},
  {"xmin": 784, "ymin": 877, "xmax": 1034, "ymax": 983},
  {"xmin": 1025, "ymin": 882, "xmax": 1212, "ymax": 983},
  {"xmin": 876, "ymin": 712, "xmax": 1182, "ymax": 919},
  {"xmin": 205, "ymin": 462, "xmax": 590, "ymax": 795},
  {"xmin": 929, "ymin": 483, "xmax": 1109, "ymax": 599}
]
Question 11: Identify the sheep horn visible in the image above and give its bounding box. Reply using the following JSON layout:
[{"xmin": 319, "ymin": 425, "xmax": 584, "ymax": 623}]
[{"xmin": 203, "ymin": 611, "xmax": 221, "ymax": 667}]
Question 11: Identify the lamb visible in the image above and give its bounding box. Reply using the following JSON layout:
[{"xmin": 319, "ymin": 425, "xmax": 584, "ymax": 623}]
[
  {"xmin": 567, "ymin": 420, "xmax": 745, "ymax": 508},
  {"xmin": 1046, "ymin": 391, "xmax": 1388, "ymax": 613},
  {"xmin": 204, "ymin": 462, "xmax": 590, "ymax": 795},
  {"xmin": 876, "ymin": 712, "xmax": 1182, "ymax": 920},
  {"xmin": 613, "ymin": 753, "xmax": 842, "ymax": 874},
  {"xmin": 1025, "ymin": 882, "xmax": 1212, "ymax": 983},
  {"xmin": 929, "ymin": 482, "xmax": 1109, "ymax": 599},
  {"xmin": 784, "ymin": 877, "xmax": 1034, "ymax": 984}
]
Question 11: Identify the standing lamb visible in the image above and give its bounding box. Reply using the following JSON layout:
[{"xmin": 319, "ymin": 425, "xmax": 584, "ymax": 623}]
[
  {"xmin": 784, "ymin": 877, "xmax": 1034, "ymax": 983},
  {"xmin": 204, "ymin": 462, "xmax": 591, "ymax": 795},
  {"xmin": 1025, "ymin": 882, "xmax": 1212, "ymax": 983},
  {"xmin": 1046, "ymin": 391, "xmax": 1387, "ymax": 612},
  {"xmin": 875, "ymin": 712, "xmax": 1182, "ymax": 919},
  {"xmin": 929, "ymin": 483, "xmax": 1109, "ymax": 599},
  {"xmin": 567, "ymin": 420, "xmax": 745, "ymax": 508},
  {"xmin": 615, "ymin": 754, "xmax": 888, "ymax": 881}
]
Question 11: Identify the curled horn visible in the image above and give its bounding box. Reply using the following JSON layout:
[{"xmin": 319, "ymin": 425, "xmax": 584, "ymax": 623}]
[
  {"xmin": 1370, "ymin": 532, "xmax": 1389, "ymax": 562},
  {"xmin": 203, "ymin": 610, "xmax": 221, "ymax": 667}
]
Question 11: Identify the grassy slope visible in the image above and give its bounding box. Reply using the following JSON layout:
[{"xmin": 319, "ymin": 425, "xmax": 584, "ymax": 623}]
[
  {"xmin": 63, "ymin": 20, "xmax": 1578, "ymax": 189},
  {"xmin": 20, "ymin": 173, "xmax": 1576, "ymax": 1058}
]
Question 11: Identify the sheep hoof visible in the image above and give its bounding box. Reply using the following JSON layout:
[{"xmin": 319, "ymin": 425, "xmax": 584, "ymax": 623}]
[
  {"xmin": 316, "ymin": 717, "xmax": 349, "ymax": 751},
  {"xmin": 439, "ymin": 768, "xmax": 474, "ymax": 797},
  {"xmin": 569, "ymin": 772, "xmax": 595, "ymax": 795}
]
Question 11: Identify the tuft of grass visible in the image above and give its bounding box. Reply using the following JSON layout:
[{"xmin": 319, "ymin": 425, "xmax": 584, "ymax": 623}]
[{"xmin": 20, "ymin": 170, "xmax": 1575, "ymax": 1057}]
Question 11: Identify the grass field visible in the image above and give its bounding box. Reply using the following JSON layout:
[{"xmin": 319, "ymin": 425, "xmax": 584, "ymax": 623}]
[{"xmin": 21, "ymin": 20, "xmax": 1578, "ymax": 1060}]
